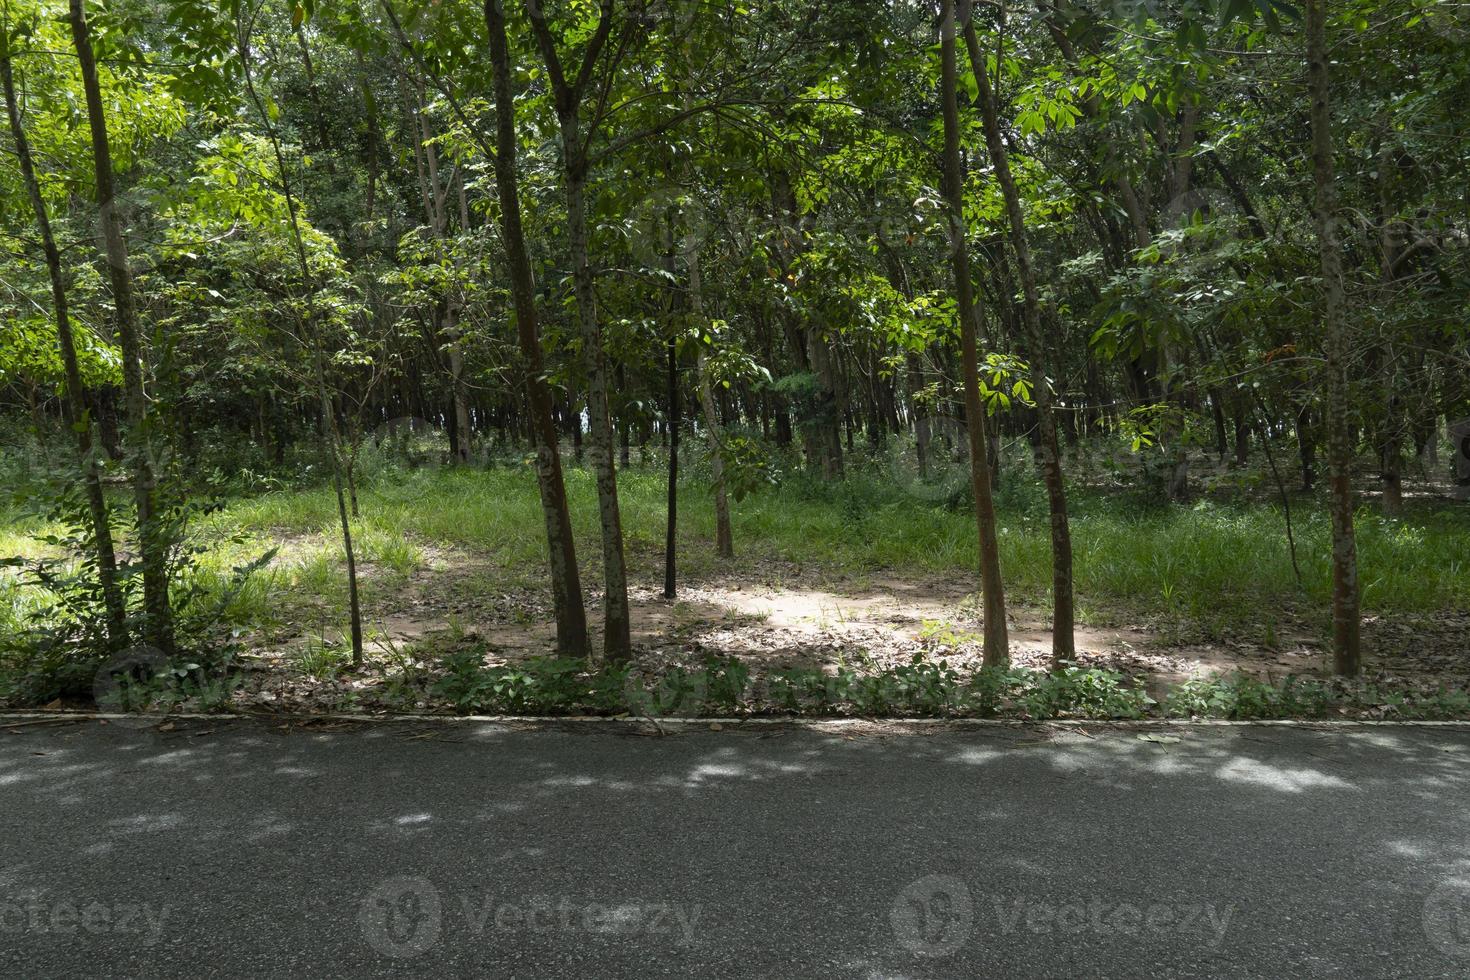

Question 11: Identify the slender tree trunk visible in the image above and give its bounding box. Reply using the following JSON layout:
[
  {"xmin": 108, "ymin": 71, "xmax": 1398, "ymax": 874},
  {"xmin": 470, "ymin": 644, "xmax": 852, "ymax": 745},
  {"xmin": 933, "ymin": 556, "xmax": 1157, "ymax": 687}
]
[
  {"xmin": 409, "ymin": 87, "xmax": 472, "ymax": 464},
  {"xmin": 235, "ymin": 12, "xmax": 363, "ymax": 667},
  {"xmin": 1376, "ymin": 140, "xmax": 1404, "ymax": 515},
  {"xmin": 697, "ymin": 350, "xmax": 734, "ymax": 559},
  {"xmin": 682, "ymin": 207, "xmax": 733, "ymax": 559},
  {"xmin": 909, "ymin": 352, "xmax": 930, "ymax": 479},
  {"xmin": 316, "ymin": 353, "xmax": 364, "ymax": 667},
  {"xmin": 355, "ymin": 51, "xmax": 380, "ymax": 225},
  {"xmin": 1306, "ymin": 0, "xmax": 1361, "ymax": 675},
  {"xmin": 1297, "ymin": 404, "xmax": 1316, "ymax": 490},
  {"xmin": 2, "ymin": 38, "xmax": 127, "ymax": 648},
  {"xmin": 961, "ymin": 5, "xmax": 1073, "ymax": 665},
  {"xmin": 69, "ymin": 0, "xmax": 173, "ymax": 654},
  {"xmin": 1209, "ymin": 390, "xmax": 1229, "ymax": 462},
  {"xmin": 446, "ymin": 305, "xmax": 471, "ymax": 465},
  {"xmin": 483, "ymin": 0, "xmax": 588, "ymax": 657},
  {"xmin": 616, "ymin": 363, "xmax": 630, "ymax": 469},
  {"xmin": 522, "ymin": 0, "xmax": 630, "ymax": 662},
  {"xmin": 562, "ymin": 156, "xmax": 632, "ymax": 662},
  {"xmin": 664, "ymin": 334, "xmax": 681, "ymax": 599},
  {"xmin": 941, "ymin": 0, "xmax": 1008, "ymax": 666},
  {"xmin": 807, "ymin": 329, "xmax": 845, "ymax": 479}
]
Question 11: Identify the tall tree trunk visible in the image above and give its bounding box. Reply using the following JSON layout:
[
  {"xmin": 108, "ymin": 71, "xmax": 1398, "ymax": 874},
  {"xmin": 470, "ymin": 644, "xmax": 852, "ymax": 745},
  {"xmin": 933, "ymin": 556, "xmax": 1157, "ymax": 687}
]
[
  {"xmin": 807, "ymin": 328, "xmax": 846, "ymax": 479},
  {"xmin": 961, "ymin": 5, "xmax": 1074, "ymax": 665},
  {"xmin": 354, "ymin": 51, "xmax": 380, "ymax": 226},
  {"xmin": 562, "ymin": 157, "xmax": 632, "ymax": 662},
  {"xmin": 1306, "ymin": 0, "xmax": 1361, "ymax": 675},
  {"xmin": 1376, "ymin": 138, "xmax": 1404, "ymax": 514},
  {"xmin": 664, "ymin": 334, "xmax": 681, "ymax": 599},
  {"xmin": 909, "ymin": 352, "xmax": 930, "ymax": 479},
  {"xmin": 697, "ymin": 352, "xmax": 734, "ymax": 559},
  {"xmin": 315, "ymin": 354, "xmax": 364, "ymax": 668},
  {"xmin": 682, "ymin": 195, "xmax": 733, "ymax": 559},
  {"xmin": 1296, "ymin": 403, "xmax": 1316, "ymax": 490},
  {"xmin": 2, "ymin": 37, "xmax": 127, "ymax": 649},
  {"xmin": 69, "ymin": 0, "xmax": 173, "ymax": 654},
  {"xmin": 771, "ymin": 171, "xmax": 843, "ymax": 478},
  {"xmin": 524, "ymin": 0, "xmax": 631, "ymax": 662},
  {"xmin": 235, "ymin": 10, "xmax": 363, "ymax": 667},
  {"xmin": 940, "ymin": 0, "xmax": 1008, "ymax": 666},
  {"xmin": 483, "ymin": 0, "xmax": 588, "ymax": 658},
  {"xmin": 409, "ymin": 86, "xmax": 472, "ymax": 464},
  {"xmin": 616, "ymin": 362, "xmax": 630, "ymax": 469}
]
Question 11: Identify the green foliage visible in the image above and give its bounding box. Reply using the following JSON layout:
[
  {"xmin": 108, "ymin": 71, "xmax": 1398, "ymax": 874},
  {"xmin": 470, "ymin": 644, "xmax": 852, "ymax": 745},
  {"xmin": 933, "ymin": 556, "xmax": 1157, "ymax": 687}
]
[
  {"xmin": 420, "ymin": 649, "xmax": 1158, "ymax": 720},
  {"xmin": 1165, "ymin": 672, "xmax": 1470, "ymax": 720},
  {"xmin": 432, "ymin": 653, "xmax": 594, "ymax": 715}
]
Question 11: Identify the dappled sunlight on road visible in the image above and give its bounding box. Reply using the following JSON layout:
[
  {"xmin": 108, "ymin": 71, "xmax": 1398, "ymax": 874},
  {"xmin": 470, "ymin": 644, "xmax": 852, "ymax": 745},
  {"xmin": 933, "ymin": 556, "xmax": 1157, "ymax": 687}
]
[{"xmin": 2, "ymin": 721, "xmax": 1469, "ymax": 975}]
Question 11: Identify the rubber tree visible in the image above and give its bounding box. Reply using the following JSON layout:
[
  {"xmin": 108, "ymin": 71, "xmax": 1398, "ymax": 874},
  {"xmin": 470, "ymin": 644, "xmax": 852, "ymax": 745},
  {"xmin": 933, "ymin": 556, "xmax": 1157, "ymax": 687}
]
[
  {"xmin": 1, "ymin": 18, "xmax": 127, "ymax": 648},
  {"xmin": 234, "ymin": 0, "xmax": 364, "ymax": 667},
  {"xmin": 404, "ymin": 81, "xmax": 472, "ymax": 464},
  {"xmin": 959, "ymin": 2, "xmax": 1074, "ymax": 666},
  {"xmin": 1305, "ymin": 0, "xmax": 1361, "ymax": 674},
  {"xmin": 482, "ymin": 0, "xmax": 590, "ymax": 657},
  {"xmin": 939, "ymin": 0, "xmax": 1008, "ymax": 666},
  {"xmin": 677, "ymin": 71, "xmax": 733, "ymax": 560},
  {"xmin": 68, "ymin": 0, "xmax": 173, "ymax": 653},
  {"xmin": 523, "ymin": 0, "xmax": 632, "ymax": 662}
]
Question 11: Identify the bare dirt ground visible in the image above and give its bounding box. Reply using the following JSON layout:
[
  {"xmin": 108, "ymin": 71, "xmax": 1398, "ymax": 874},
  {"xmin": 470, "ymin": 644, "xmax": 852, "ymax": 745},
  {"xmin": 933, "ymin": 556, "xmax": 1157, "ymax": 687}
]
[{"xmin": 232, "ymin": 546, "xmax": 1470, "ymax": 714}]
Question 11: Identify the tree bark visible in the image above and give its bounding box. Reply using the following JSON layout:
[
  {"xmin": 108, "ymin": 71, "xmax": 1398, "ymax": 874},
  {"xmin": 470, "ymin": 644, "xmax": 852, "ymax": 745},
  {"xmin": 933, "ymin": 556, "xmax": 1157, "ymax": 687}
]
[
  {"xmin": 235, "ymin": 9, "xmax": 363, "ymax": 667},
  {"xmin": 664, "ymin": 334, "xmax": 681, "ymax": 599},
  {"xmin": 940, "ymin": 0, "xmax": 1008, "ymax": 667},
  {"xmin": 697, "ymin": 352, "xmax": 735, "ymax": 559},
  {"xmin": 69, "ymin": 0, "xmax": 173, "ymax": 654},
  {"xmin": 563, "ymin": 157, "xmax": 632, "ymax": 661},
  {"xmin": 524, "ymin": 0, "xmax": 631, "ymax": 662},
  {"xmin": 483, "ymin": 0, "xmax": 589, "ymax": 658},
  {"xmin": 682, "ymin": 195, "xmax": 734, "ymax": 559},
  {"xmin": 409, "ymin": 84, "xmax": 472, "ymax": 464},
  {"xmin": 2, "ymin": 37, "xmax": 127, "ymax": 648},
  {"xmin": 961, "ymin": 5, "xmax": 1074, "ymax": 665},
  {"xmin": 1306, "ymin": 0, "xmax": 1361, "ymax": 675}
]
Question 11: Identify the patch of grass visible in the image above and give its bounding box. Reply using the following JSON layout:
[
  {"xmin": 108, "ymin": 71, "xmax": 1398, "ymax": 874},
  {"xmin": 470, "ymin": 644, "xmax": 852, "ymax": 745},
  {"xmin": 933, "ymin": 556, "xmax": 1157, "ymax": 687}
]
[
  {"xmin": 197, "ymin": 464, "xmax": 1470, "ymax": 638},
  {"xmin": 8, "ymin": 457, "xmax": 1470, "ymax": 652},
  {"xmin": 293, "ymin": 635, "xmax": 352, "ymax": 680}
]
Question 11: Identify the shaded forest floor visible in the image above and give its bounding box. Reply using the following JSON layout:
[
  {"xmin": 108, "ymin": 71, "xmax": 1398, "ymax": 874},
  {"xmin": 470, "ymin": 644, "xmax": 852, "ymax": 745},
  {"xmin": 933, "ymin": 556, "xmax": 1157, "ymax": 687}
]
[
  {"xmin": 140, "ymin": 454, "xmax": 1469, "ymax": 715},
  {"xmin": 4, "ymin": 450, "xmax": 1469, "ymax": 714}
]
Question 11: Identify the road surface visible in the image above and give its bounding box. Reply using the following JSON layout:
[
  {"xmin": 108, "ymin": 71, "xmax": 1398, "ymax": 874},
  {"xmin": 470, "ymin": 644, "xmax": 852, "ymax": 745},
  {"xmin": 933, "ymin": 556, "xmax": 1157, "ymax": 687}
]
[{"xmin": 2, "ymin": 718, "xmax": 1468, "ymax": 977}]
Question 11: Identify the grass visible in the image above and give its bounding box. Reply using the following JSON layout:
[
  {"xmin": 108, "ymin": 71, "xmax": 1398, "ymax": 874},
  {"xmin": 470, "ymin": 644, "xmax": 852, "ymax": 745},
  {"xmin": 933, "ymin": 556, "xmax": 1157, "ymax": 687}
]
[{"xmin": 5, "ymin": 449, "xmax": 1469, "ymax": 650}]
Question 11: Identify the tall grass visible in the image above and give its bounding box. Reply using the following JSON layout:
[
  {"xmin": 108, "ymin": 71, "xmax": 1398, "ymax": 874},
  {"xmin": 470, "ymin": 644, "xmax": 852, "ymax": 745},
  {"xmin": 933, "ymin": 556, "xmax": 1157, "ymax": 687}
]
[
  {"xmin": 187, "ymin": 461, "xmax": 1470, "ymax": 635},
  {"xmin": 7, "ymin": 455, "xmax": 1467, "ymax": 643}
]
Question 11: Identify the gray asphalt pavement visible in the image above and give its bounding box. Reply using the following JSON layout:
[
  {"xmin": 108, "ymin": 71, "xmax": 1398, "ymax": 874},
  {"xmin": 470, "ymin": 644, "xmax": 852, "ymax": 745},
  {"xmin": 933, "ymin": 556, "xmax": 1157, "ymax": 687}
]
[{"xmin": 2, "ymin": 718, "xmax": 1469, "ymax": 978}]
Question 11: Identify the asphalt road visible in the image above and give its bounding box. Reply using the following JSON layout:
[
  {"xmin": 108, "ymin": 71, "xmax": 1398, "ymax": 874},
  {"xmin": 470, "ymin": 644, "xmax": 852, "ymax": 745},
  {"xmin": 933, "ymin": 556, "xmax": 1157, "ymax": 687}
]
[{"xmin": 3, "ymin": 718, "xmax": 1469, "ymax": 978}]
